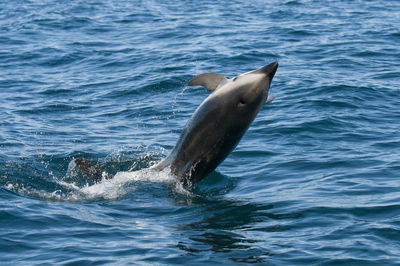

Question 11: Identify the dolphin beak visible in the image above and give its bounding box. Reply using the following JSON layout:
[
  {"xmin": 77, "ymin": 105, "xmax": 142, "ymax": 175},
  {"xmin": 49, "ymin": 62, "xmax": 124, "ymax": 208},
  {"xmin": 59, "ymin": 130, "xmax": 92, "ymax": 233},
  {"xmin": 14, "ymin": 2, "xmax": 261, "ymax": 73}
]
[{"xmin": 257, "ymin": 61, "xmax": 278, "ymax": 82}]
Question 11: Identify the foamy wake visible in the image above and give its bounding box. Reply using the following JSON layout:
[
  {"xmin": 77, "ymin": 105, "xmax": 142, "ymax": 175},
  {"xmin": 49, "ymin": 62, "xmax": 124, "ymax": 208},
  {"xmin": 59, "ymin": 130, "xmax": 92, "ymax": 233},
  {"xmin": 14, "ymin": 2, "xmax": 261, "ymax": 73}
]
[{"xmin": 5, "ymin": 166, "xmax": 191, "ymax": 202}]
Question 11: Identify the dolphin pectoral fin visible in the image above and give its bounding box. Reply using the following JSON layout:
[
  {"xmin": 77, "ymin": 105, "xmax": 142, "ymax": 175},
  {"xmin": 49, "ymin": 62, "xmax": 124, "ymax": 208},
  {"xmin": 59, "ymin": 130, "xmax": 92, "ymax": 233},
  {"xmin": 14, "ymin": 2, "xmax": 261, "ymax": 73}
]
[
  {"xmin": 265, "ymin": 94, "xmax": 275, "ymax": 104},
  {"xmin": 188, "ymin": 73, "xmax": 228, "ymax": 92},
  {"xmin": 74, "ymin": 158, "xmax": 113, "ymax": 182}
]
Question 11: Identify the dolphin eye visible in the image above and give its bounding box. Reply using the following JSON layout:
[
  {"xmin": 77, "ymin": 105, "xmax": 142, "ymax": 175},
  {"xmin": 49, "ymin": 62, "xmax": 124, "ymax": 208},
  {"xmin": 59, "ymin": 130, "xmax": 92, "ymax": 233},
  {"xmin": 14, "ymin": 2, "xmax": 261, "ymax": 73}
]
[
  {"xmin": 233, "ymin": 77, "xmax": 238, "ymax": 81},
  {"xmin": 238, "ymin": 99, "xmax": 246, "ymax": 106}
]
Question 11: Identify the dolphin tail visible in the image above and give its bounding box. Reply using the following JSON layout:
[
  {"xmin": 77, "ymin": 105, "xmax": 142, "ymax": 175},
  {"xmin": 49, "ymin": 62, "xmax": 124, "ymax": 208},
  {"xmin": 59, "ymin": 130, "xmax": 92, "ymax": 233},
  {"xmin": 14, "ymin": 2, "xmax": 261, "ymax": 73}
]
[{"xmin": 74, "ymin": 158, "xmax": 113, "ymax": 182}]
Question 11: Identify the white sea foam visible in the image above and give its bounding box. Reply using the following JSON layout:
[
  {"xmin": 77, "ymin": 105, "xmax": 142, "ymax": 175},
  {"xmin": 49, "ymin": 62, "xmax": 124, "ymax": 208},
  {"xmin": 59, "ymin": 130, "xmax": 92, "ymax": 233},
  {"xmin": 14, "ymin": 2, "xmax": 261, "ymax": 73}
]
[{"xmin": 5, "ymin": 167, "xmax": 191, "ymax": 201}]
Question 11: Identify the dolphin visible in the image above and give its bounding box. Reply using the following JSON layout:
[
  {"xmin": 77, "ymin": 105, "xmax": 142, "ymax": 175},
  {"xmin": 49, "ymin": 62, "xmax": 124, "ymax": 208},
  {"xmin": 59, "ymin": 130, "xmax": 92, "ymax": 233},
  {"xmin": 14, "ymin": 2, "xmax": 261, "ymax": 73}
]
[{"xmin": 75, "ymin": 62, "xmax": 278, "ymax": 186}]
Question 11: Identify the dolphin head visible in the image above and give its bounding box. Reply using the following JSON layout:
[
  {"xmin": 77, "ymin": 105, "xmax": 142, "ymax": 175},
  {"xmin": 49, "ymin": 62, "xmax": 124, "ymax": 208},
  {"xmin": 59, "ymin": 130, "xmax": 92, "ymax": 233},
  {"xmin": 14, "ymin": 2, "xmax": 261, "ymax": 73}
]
[{"xmin": 218, "ymin": 61, "xmax": 279, "ymax": 115}]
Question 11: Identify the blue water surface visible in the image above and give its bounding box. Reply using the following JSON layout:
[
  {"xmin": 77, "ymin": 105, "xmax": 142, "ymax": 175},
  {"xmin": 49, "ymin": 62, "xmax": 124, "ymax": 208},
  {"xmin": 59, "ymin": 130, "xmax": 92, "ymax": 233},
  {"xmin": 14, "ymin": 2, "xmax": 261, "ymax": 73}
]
[{"xmin": 1, "ymin": 0, "xmax": 400, "ymax": 264}]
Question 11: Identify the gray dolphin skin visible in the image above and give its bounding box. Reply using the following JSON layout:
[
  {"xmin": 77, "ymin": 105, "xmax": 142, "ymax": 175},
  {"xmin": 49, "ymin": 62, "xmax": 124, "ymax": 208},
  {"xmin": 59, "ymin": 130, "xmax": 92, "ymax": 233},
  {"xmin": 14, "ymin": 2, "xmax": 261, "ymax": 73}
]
[
  {"xmin": 152, "ymin": 61, "xmax": 278, "ymax": 185},
  {"xmin": 75, "ymin": 61, "xmax": 278, "ymax": 186}
]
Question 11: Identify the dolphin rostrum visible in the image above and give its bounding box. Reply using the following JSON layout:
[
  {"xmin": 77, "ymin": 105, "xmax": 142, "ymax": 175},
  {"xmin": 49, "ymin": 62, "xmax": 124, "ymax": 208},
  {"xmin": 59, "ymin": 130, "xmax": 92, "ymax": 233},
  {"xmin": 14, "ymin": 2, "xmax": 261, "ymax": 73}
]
[{"xmin": 75, "ymin": 62, "xmax": 278, "ymax": 186}]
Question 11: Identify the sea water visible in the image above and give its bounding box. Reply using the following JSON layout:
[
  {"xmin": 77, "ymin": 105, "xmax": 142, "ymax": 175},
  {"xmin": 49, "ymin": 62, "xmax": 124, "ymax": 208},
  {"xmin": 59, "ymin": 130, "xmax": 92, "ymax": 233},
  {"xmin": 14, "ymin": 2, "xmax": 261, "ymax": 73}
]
[{"xmin": 1, "ymin": 0, "xmax": 399, "ymax": 264}]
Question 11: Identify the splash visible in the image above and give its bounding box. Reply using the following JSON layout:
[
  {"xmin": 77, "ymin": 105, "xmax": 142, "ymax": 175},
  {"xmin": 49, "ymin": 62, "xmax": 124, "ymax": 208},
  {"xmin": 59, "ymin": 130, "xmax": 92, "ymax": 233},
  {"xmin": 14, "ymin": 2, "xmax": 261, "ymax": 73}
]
[
  {"xmin": 74, "ymin": 168, "xmax": 189, "ymax": 200},
  {"xmin": 4, "ymin": 165, "xmax": 191, "ymax": 202}
]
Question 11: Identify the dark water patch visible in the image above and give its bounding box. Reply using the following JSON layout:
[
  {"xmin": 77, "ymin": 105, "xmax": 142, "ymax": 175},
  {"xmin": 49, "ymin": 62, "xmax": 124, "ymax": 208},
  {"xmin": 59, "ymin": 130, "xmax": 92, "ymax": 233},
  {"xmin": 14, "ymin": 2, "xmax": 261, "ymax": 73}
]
[
  {"xmin": 16, "ymin": 103, "xmax": 88, "ymax": 115},
  {"xmin": 38, "ymin": 52, "xmax": 86, "ymax": 68},
  {"xmin": 34, "ymin": 16, "xmax": 93, "ymax": 30},
  {"xmin": 37, "ymin": 88, "xmax": 74, "ymax": 96},
  {"xmin": 372, "ymin": 140, "xmax": 400, "ymax": 149},
  {"xmin": 371, "ymin": 70, "xmax": 400, "ymax": 80},
  {"xmin": 302, "ymin": 204, "xmax": 400, "ymax": 222},
  {"xmin": 288, "ymin": 29, "xmax": 318, "ymax": 37},
  {"xmin": 0, "ymin": 36, "xmax": 27, "ymax": 45},
  {"xmin": 0, "ymin": 79, "xmax": 46, "ymax": 89}
]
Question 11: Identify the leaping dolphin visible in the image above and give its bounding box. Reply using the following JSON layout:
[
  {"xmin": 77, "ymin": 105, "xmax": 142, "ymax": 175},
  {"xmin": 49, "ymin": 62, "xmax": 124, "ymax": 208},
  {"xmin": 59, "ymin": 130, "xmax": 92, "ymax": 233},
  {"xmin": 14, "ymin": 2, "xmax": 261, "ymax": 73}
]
[{"xmin": 75, "ymin": 62, "xmax": 278, "ymax": 186}]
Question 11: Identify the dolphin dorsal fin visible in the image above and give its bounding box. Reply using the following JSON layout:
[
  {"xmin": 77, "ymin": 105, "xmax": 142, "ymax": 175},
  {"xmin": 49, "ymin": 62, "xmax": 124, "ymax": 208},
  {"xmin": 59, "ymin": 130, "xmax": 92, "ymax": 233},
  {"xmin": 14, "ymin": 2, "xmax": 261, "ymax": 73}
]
[{"xmin": 188, "ymin": 73, "xmax": 228, "ymax": 92}]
